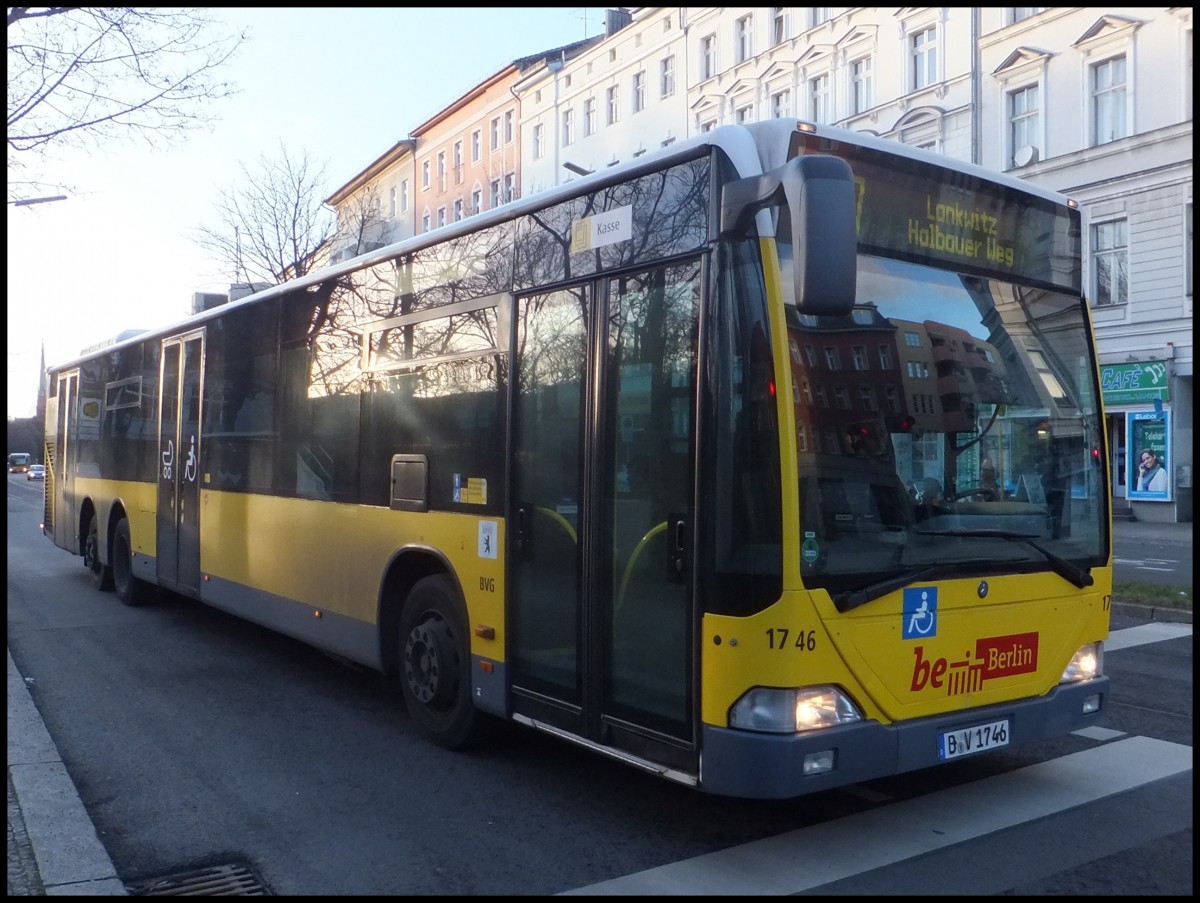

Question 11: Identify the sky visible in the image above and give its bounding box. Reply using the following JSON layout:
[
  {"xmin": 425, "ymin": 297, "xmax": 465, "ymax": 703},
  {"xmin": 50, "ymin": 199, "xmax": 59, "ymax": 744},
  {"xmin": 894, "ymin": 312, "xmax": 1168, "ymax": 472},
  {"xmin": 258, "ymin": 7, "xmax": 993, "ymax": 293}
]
[{"xmin": 6, "ymin": 8, "xmax": 612, "ymax": 419}]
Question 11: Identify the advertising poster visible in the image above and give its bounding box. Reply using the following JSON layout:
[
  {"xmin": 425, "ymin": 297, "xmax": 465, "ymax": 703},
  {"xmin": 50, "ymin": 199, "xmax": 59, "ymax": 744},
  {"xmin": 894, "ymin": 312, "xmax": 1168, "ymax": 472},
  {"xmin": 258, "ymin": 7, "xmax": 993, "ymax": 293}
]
[{"xmin": 1126, "ymin": 410, "xmax": 1171, "ymax": 500}]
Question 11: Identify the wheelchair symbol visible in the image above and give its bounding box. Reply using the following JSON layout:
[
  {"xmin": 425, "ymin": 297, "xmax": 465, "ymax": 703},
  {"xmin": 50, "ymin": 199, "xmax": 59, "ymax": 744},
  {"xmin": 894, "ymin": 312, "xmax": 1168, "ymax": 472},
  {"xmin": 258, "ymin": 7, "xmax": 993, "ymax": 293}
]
[
  {"xmin": 183, "ymin": 435, "xmax": 198, "ymax": 483},
  {"xmin": 908, "ymin": 590, "xmax": 935, "ymax": 636}
]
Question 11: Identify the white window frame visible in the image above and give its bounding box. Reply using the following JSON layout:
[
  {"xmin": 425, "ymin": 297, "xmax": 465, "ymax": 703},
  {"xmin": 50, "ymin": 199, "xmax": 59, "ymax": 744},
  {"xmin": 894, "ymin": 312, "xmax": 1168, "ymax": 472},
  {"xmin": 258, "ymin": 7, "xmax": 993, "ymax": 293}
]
[
  {"xmin": 421, "ymin": 160, "xmax": 431, "ymax": 190},
  {"xmin": 810, "ymin": 72, "xmax": 831, "ymax": 123},
  {"xmin": 771, "ymin": 89, "xmax": 791, "ymax": 119},
  {"xmin": 584, "ymin": 97, "xmax": 597, "ymax": 136},
  {"xmin": 632, "ymin": 71, "xmax": 645, "ymax": 113},
  {"xmin": 736, "ymin": 15, "xmax": 753, "ymax": 64},
  {"xmin": 388, "ymin": 186, "xmax": 397, "ymax": 220},
  {"xmin": 489, "ymin": 117, "xmax": 500, "ymax": 151},
  {"xmin": 504, "ymin": 110, "xmax": 515, "ymax": 144},
  {"xmin": 400, "ymin": 180, "xmax": 409, "ymax": 212},
  {"xmin": 561, "ymin": 109, "xmax": 573, "ymax": 147},
  {"xmin": 852, "ymin": 56, "xmax": 873, "ymax": 115},
  {"xmin": 771, "ymin": 7, "xmax": 787, "ymax": 45},
  {"xmin": 606, "ymin": 85, "xmax": 619, "ymax": 124},
  {"xmin": 660, "ymin": 55, "xmax": 675, "ymax": 98},
  {"xmin": 471, "ymin": 129, "xmax": 481, "ymax": 163},
  {"xmin": 1089, "ymin": 54, "xmax": 1128, "ymax": 146},
  {"xmin": 1007, "ymin": 83, "xmax": 1041, "ymax": 169},
  {"xmin": 911, "ymin": 26, "xmax": 938, "ymax": 91},
  {"xmin": 471, "ymin": 187, "xmax": 482, "ymax": 215},
  {"xmin": 533, "ymin": 122, "xmax": 545, "ymax": 158},
  {"xmin": 701, "ymin": 34, "xmax": 716, "ymax": 80},
  {"xmin": 1090, "ymin": 217, "xmax": 1128, "ymax": 307}
]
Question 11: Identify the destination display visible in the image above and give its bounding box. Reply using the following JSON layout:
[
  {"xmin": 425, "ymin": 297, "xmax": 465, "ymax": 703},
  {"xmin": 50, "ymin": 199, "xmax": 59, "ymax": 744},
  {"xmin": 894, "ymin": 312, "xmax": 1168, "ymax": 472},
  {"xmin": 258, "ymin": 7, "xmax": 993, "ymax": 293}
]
[{"xmin": 790, "ymin": 131, "xmax": 1082, "ymax": 293}]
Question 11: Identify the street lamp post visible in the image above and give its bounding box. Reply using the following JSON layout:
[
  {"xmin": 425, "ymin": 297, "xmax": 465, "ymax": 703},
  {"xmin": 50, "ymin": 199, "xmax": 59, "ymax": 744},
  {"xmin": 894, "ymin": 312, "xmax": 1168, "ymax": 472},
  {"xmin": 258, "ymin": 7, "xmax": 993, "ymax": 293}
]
[{"xmin": 9, "ymin": 195, "xmax": 68, "ymax": 207}]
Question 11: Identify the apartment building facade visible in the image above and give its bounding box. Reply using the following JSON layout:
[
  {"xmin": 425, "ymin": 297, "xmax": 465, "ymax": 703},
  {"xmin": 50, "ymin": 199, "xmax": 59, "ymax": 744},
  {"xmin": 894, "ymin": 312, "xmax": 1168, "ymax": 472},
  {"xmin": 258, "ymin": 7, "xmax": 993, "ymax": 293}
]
[{"xmin": 325, "ymin": 6, "xmax": 1192, "ymax": 521}]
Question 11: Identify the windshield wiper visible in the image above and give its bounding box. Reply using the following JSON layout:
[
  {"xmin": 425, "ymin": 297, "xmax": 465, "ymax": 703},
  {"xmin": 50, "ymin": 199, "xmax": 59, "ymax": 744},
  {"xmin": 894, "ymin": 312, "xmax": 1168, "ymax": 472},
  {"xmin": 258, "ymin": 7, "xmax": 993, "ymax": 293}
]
[
  {"xmin": 914, "ymin": 528, "xmax": 1093, "ymax": 589},
  {"xmin": 831, "ymin": 561, "xmax": 992, "ymax": 614}
]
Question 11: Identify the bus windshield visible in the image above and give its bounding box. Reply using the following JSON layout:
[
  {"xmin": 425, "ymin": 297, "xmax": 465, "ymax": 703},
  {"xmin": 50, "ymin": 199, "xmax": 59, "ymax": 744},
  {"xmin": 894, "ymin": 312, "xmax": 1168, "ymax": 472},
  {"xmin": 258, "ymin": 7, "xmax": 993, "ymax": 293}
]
[{"xmin": 789, "ymin": 254, "xmax": 1106, "ymax": 609}]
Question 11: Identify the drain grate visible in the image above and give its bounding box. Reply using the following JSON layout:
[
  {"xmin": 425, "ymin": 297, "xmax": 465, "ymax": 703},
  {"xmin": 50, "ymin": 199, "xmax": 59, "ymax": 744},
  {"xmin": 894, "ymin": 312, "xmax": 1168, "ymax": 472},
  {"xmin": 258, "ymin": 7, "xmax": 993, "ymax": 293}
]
[{"xmin": 126, "ymin": 861, "xmax": 270, "ymax": 896}]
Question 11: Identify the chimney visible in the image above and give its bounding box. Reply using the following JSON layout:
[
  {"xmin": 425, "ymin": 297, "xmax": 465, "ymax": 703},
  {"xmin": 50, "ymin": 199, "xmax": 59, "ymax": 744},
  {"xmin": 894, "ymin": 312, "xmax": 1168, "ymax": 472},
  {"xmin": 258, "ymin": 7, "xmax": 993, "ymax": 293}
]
[{"xmin": 605, "ymin": 8, "xmax": 632, "ymax": 36}]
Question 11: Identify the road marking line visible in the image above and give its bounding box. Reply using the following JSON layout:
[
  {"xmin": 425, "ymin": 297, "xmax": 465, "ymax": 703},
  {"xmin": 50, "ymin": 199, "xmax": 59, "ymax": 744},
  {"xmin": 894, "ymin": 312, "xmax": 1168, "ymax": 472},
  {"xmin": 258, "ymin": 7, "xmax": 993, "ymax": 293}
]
[
  {"xmin": 1106, "ymin": 622, "xmax": 1193, "ymax": 651},
  {"xmin": 560, "ymin": 736, "xmax": 1192, "ymax": 896}
]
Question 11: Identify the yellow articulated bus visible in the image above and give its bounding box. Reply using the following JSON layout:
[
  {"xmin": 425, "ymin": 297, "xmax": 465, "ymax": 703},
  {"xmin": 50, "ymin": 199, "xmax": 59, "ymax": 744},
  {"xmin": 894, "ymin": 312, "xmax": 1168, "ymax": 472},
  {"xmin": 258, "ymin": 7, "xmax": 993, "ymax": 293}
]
[{"xmin": 42, "ymin": 120, "xmax": 1111, "ymax": 799}]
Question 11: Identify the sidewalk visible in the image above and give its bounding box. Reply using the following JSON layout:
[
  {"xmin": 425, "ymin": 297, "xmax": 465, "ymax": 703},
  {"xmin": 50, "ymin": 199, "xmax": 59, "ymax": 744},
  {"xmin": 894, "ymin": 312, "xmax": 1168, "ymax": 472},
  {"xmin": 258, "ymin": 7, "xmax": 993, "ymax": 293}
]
[
  {"xmin": 7, "ymin": 650, "xmax": 126, "ymax": 895},
  {"xmin": 6, "ymin": 521, "xmax": 1191, "ymax": 895}
]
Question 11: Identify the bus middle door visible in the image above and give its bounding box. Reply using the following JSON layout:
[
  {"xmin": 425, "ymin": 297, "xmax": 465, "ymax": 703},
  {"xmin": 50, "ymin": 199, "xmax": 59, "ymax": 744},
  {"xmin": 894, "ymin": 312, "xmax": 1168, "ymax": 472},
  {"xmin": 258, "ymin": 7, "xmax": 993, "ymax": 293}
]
[{"xmin": 157, "ymin": 331, "xmax": 205, "ymax": 596}]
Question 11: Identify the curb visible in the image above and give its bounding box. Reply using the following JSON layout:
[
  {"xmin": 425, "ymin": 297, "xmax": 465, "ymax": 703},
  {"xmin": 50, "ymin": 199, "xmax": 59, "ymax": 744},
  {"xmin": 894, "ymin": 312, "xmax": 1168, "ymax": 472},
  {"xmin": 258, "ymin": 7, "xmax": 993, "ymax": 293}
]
[
  {"xmin": 7, "ymin": 650, "xmax": 127, "ymax": 896},
  {"xmin": 1111, "ymin": 602, "xmax": 1193, "ymax": 625}
]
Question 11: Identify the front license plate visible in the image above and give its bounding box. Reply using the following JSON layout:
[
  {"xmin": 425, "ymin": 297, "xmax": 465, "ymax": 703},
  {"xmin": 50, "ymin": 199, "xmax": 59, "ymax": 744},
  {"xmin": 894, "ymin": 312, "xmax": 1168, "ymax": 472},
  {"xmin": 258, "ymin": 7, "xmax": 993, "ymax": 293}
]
[{"xmin": 937, "ymin": 718, "xmax": 1010, "ymax": 761}]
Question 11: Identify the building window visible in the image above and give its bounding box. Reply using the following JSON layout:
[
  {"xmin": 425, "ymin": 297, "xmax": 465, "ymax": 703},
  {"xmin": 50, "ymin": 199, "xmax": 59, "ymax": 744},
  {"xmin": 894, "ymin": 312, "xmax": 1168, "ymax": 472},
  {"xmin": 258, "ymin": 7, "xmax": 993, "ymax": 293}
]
[
  {"xmin": 436, "ymin": 151, "xmax": 446, "ymax": 192},
  {"xmin": 736, "ymin": 15, "xmax": 753, "ymax": 64},
  {"xmin": 772, "ymin": 7, "xmax": 786, "ymax": 45},
  {"xmin": 607, "ymin": 85, "xmax": 619, "ymax": 125},
  {"xmin": 812, "ymin": 8, "xmax": 831, "ymax": 28},
  {"xmin": 584, "ymin": 97, "xmax": 596, "ymax": 136},
  {"xmin": 421, "ymin": 211, "xmax": 431, "ymax": 233},
  {"xmin": 562, "ymin": 110, "xmax": 574, "ymax": 147},
  {"xmin": 400, "ymin": 180, "xmax": 408, "ymax": 212},
  {"xmin": 700, "ymin": 119, "xmax": 717, "ymax": 133},
  {"xmin": 1187, "ymin": 203, "xmax": 1193, "ymax": 299},
  {"xmin": 859, "ymin": 387, "xmax": 878, "ymax": 411},
  {"xmin": 1011, "ymin": 8, "xmax": 1044, "ymax": 24},
  {"xmin": 905, "ymin": 331, "xmax": 921, "ymax": 348},
  {"xmin": 632, "ymin": 71, "xmax": 645, "ymax": 113},
  {"xmin": 852, "ymin": 57, "xmax": 873, "ymax": 114},
  {"xmin": 851, "ymin": 346, "xmax": 867, "ymax": 370},
  {"xmin": 833, "ymin": 386, "xmax": 850, "ymax": 410},
  {"xmin": 504, "ymin": 173, "xmax": 515, "ymax": 203},
  {"xmin": 471, "ymin": 188, "xmax": 482, "ymax": 215},
  {"xmin": 490, "ymin": 117, "xmax": 500, "ymax": 151},
  {"xmin": 810, "ymin": 73, "xmax": 831, "ymax": 123},
  {"xmin": 771, "ymin": 90, "xmax": 790, "ymax": 118},
  {"xmin": 490, "ymin": 179, "xmax": 500, "ymax": 208},
  {"xmin": 701, "ymin": 34, "xmax": 716, "ymax": 80},
  {"xmin": 736, "ymin": 105, "xmax": 753, "ymax": 123},
  {"xmin": 471, "ymin": 129, "xmax": 481, "ymax": 162},
  {"xmin": 911, "ymin": 26, "xmax": 937, "ymax": 91},
  {"xmin": 824, "ymin": 347, "xmax": 841, "ymax": 370},
  {"xmin": 885, "ymin": 387, "xmax": 901, "ymax": 413},
  {"xmin": 878, "ymin": 345, "xmax": 893, "ymax": 369},
  {"xmin": 660, "ymin": 55, "xmax": 675, "ymax": 98},
  {"xmin": 387, "ymin": 187, "xmax": 397, "ymax": 219},
  {"xmin": 453, "ymin": 141, "xmax": 463, "ymax": 183},
  {"xmin": 1008, "ymin": 84, "xmax": 1039, "ymax": 167},
  {"xmin": 804, "ymin": 344, "xmax": 818, "ymax": 367},
  {"xmin": 1091, "ymin": 219, "xmax": 1128, "ymax": 306},
  {"xmin": 504, "ymin": 110, "xmax": 514, "ymax": 144},
  {"xmin": 453, "ymin": 199, "xmax": 463, "ymax": 222},
  {"xmin": 1091, "ymin": 55, "xmax": 1127, "ymax": 146},
  {"xmin": 421, "ymin": 160, "xmax": 430, "ymax": 189},
  {"xmin": 533, "ymin": 122, "xmax": 545, "ymax": 158},
  {"xmin": 437, "ymin": 207, "xmax": 446, "ymax": 228}
]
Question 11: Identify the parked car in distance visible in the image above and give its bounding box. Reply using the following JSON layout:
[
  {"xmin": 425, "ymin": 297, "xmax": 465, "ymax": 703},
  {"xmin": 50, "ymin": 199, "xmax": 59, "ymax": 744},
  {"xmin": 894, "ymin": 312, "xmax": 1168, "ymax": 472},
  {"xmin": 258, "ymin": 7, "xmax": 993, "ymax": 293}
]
[{"xmin": 27, "ymin": 464, "xmax": 45, "ymax": 481}]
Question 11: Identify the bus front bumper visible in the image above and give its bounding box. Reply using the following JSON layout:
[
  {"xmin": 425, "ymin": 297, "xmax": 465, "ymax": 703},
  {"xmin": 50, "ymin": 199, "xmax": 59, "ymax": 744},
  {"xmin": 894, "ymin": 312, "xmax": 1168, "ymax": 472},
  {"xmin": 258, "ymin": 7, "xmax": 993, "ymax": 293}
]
[{"xmin": 698, "ymin": 676, "xmax": 1109, "ymax": 799}]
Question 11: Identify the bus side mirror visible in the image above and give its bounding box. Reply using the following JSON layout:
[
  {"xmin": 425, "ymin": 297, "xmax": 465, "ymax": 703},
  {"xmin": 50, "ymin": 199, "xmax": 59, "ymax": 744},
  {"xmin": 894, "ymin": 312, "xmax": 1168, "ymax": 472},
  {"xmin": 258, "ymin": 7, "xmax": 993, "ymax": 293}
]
[{"xmin": 720, "ymin": 154, "xmax": 857, "ymax": 317}]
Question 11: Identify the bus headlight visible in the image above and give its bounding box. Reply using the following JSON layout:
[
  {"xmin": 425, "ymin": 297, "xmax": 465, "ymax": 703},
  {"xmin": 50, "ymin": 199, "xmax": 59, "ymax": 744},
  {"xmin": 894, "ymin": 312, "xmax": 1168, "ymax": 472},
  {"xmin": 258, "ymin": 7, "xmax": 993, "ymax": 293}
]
[
  {"xmin": 728, "ymin": 685, "xmax": 863, "ymax": 734},
  {"xmin": 1060, "ymin": 642, "xmax": 1103, "ymax": 683}
]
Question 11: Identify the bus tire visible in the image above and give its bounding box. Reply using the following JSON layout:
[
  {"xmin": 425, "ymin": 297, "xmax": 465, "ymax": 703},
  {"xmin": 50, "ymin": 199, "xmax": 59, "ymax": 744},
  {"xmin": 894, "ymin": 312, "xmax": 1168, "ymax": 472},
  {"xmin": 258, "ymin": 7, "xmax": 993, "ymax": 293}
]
[
  {"xmin": 397, "ymin": 574, "xmax": 480, "ymax": 750},
  {"xmin": 85, "ymin": 513, "xmax": 114, "ymax": 592},
  {"xmin": 112, "ymin": 517, "xmax": 153, "ymax": 607}
]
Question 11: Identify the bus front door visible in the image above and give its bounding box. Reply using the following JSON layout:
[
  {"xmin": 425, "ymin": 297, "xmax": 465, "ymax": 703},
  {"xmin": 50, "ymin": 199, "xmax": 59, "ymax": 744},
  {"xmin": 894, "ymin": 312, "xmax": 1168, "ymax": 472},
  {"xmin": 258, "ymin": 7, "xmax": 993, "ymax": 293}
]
[
  {"xmin": 156, "ymin": 331, "xmax": 205, "ymax": 596},
  {"xmin": 510, "ymin": 262, "xmax": 700, "ymax": 773}
]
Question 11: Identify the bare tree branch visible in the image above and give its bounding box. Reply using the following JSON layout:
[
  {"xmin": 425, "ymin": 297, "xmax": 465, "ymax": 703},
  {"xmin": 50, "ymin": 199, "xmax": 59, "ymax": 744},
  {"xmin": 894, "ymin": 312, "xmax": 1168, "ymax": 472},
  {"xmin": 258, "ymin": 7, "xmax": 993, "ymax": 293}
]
[
  {"xmin": 7, "ymin": 7, "xmax": 245, "ymax": 180},
  {"xmin": 193, "ymin": 144, "xmax": 336, "ymax": 287}
]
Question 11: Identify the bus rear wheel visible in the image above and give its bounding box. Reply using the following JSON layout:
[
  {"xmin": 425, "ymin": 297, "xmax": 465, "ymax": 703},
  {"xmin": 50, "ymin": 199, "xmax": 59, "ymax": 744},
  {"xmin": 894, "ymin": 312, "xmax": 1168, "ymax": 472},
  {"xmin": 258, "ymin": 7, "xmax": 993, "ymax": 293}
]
[
  {"xmin": 397, "ymin": 575, "xmax": 480, "ymax": 750},
  {"xmin": 85, "ymin": 513, "xmax": 114, "ymax": 592},
  {"xmin": 112, "ymin": 517, "xmax": 153, "ymax": 607}
]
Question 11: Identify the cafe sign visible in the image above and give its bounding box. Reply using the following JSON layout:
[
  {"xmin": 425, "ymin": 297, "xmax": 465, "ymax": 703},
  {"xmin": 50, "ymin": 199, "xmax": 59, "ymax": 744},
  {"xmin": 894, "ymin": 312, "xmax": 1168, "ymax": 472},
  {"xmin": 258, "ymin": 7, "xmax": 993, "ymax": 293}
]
[{"xmin": 1100, "ymin": 361, "xmax": 1170, "ymax": 404}]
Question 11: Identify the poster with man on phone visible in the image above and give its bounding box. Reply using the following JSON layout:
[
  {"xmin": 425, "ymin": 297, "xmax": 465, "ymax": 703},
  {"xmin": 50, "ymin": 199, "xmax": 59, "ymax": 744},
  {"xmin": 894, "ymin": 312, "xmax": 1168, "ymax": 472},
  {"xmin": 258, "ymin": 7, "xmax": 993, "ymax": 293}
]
[{"xmin": 1127, "ymin": 410, "xmax": 1171, "ymax": 500}]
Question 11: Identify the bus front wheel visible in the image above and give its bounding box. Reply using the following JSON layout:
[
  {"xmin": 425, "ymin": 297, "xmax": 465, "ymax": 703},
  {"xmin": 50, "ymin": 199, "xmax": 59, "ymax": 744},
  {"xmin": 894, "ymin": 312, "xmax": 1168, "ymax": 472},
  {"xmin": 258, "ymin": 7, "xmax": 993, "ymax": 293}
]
[
  {"xmin": 397, "ymin": 575, "xmax": 480, "ymax": 750},
  {"xmin": 112, "ymin": 517, "xmax": 153, "ymax": 607},
  {"xmin": 85, "ymin": 513, "xmax": 114, "ymax": 592}
]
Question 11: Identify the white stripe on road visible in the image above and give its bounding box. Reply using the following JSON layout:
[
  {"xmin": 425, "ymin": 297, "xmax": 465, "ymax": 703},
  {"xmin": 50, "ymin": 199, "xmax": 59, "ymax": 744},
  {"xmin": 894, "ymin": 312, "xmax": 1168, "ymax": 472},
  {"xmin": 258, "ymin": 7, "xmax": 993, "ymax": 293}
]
[
  {"xmin": 1105, "ymin": 621, "xmax": 1193, "ymax": 652},
  {"xmin": 560, "ymin": 736, "xmax": 1192, "ymax": 896}
]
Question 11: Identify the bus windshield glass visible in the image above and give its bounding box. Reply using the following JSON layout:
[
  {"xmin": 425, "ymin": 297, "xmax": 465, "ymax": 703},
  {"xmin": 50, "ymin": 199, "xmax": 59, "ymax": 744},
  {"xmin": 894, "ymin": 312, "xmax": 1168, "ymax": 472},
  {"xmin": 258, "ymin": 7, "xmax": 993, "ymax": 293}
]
[{"xmin": 789, "ymin": 253, "xmax": 1106, "ymax": 608}]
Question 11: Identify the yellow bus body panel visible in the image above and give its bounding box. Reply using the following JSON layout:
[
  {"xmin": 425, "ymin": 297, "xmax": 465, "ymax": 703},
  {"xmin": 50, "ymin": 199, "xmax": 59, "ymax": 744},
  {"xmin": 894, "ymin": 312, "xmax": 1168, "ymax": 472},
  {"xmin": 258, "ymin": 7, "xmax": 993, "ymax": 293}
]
[
  {"xmin": 199, "ymin": 490, "xmax": 507, "ymax": 657},
  {"xmin": 702, "ymin": 567, "xmax": 1111, "ymax": 727}
]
